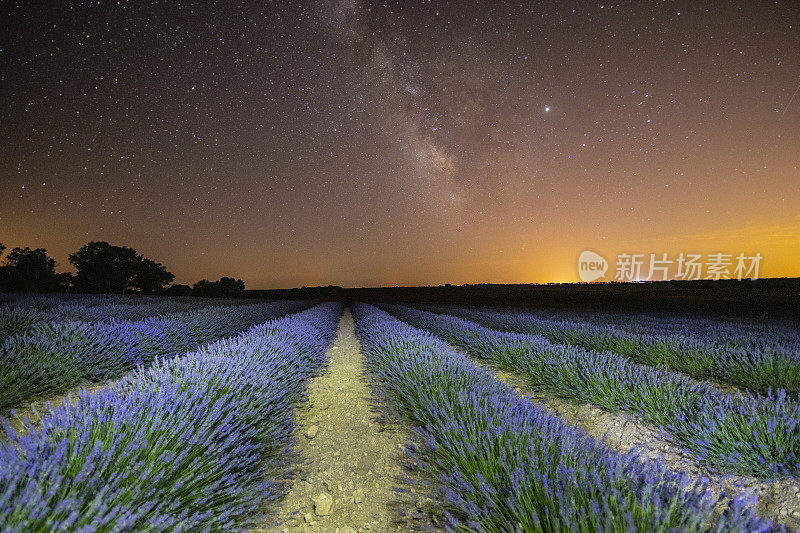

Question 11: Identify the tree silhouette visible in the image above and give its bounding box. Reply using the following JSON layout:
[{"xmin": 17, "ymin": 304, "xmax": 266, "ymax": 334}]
[
  {"xmin": 134, "ymin": 258, "xmax": 175, "ymax": 294},
  {"xmin": 69, "ymin": 241, "xmax": 174, "ymax": 294},
  {"xmin": 164, "ymin": 284, "xmax": 191, "ymax": 296},
  {"xmin": 191, "ymin": 277, "xmax": 245, "ymax": 298},
  {"xmin": 0, "ymin": 247, "xmax": 58, "ymax": 292}
]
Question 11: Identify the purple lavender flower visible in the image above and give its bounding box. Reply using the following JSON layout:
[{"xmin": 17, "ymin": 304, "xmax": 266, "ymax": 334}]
[
  {"xmin": 353, "ymin": 303, "xmax": 785, "ymax": 531},
  {"xmin": 0, "ymin": 303, "xmax": 343, "ymax": 531}
]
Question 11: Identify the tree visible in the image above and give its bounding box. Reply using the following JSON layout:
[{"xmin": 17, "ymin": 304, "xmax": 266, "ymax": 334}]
[
  {"xmin": 69, "ymin": 242, "xmax": 142, "ymax": 293},
  {"xmin": 191, "ymin": 277, "xmax": 245, "ymax": 298},
  {"xmin": 0, "ymin": 242, "xmax": 5, "ymax": 257},
  {"xmin": 0, "ymin": 247, "xmax": 58, "ymax": 292},
  {"xmin": 190, "ymin": 279, "xmax": 215, "ymax": 297},
  {"xmin": 164, "ymin": 284, "xmax": 191, "ymax": 296},
  {"xmin": 134, "ymin": 258, "xmax": 175, "ymax": 294},
  {"xmin": 53, "ymin": 272, "xmax": 74, "ymax": 292},
  {"xmin": 217, "ymin": 276, "xmax": 245, "ymax": 295},
  {"xmin": 68, "ymin": 241, "xmax": 174, "ymax": 294}
]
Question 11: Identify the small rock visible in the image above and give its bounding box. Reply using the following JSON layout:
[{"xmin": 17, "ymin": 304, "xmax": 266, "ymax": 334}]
[
  {"xmin": 353, "ymin": 488, "xmax": 365, "ymax": 504},
  {"xmin": 305, "ymin": 425, "xmax": 319, "ymax": 439},
  {"xmin": 323, "ymin": 479, "xmax": 335, "ymax": 492},
  {"xmin": 304, "ymin": 512, "xmax": 314, "ymax": 523},
  {"xmin": 313, "ymin": 492, "xmax": 334, "ymax": 516},
  {"xmin": 338, "ymin": 527, "xmax": 357, "ymax": 533}
]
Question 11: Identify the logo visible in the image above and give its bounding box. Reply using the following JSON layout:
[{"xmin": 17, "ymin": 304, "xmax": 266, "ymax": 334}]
[
  {"xmin": 576, "ymin": 250, "xmax": 762, "ymax": 282},
  {"xmin": 578, "ymin": 250, "xmax": 608, "ymax": 282}
]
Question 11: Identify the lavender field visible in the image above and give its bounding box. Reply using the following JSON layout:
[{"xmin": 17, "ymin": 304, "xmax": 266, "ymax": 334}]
[
  {"xmin": 1, "ymin": 295, "xmax": 798, "ymax": 531},
  {"xmin": 5, "ymin": 0, "xmax": 798, "ymax": 529}
]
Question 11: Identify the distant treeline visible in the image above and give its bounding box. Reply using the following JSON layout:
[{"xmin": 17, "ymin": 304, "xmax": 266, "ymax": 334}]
[
  {"xmin": 246, "ymin": 279, "xmax": 800, "ymax": 320},
  {"xmin": 246, "ymin": 285, "xmax": 343, "ymax": 300},
  {"xmin": 0, "ymin": 241, "xmax": 245, "ymax": 297}
]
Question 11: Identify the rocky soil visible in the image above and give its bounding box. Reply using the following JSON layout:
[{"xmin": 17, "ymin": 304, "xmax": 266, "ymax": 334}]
[
  {"xmin": 255, "ymin": 310, "xmax": 437, "ymax": 532},
  {"xmin": 5, "ymin": 309, "xmax": 795, "ymax": 531},
  {"xmin": 472, "ymin": 358, "xmax": 800, "ymax": 531}
]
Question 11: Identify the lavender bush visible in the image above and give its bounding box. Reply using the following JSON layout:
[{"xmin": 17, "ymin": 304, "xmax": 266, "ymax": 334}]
[
  {"xmin": 352, "ymin": 303, "xmax": 781, "ymax": 532},
  {"xmin": 416, "ymin": 305, "xmax": 800, "ymax": 395},
  {"xmin": 516, "ymin": 308, "xmax": 800, "ymax": 349},
  {"xmin": 381, "ymin": 304, "xmax": 800, "ymax": 480},
  {"xmin": 0, "ymin": 300, "xmax": 313, "ymax": 411},
  {"xmin": 0, "ymin": 303, "xmax": 342, "ymax": 532},
  {"xmin": 0, "ymin": 295, "xmax": 260, "ymax": 342},
  {"xmin": 0, "ymin": 293, "xmax": 135, "ymax": 308}
]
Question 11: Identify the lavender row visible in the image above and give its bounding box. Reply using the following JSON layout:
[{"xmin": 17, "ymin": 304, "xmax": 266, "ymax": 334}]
[
  {"xmin": 381, "ymin": 304, "xmax": 800, "ymax": 480},
  {"xmin": 0, "ymin": 303, "xmax": 343, "ymax": 531},
  {"xmin": 521, "ymin": 308, "xmax": 800, "ymax": 350},
  {"xmin": 0, "ymin": 293, "xmax": 137, "ymax": 308},
  {"xmin": 0, "ymin": 292, "xmax": 233, "ymax": 311},
  {"xmin": 415, "ymin": 304, "xmax": 800, "ymax": 395},
  {"xmin": 0, "ymin": 296, "xmax": 261, "ymax": 342},
  {"xmin": 352, "ymin": 303, "xmax": 780, "ymax": 532},
  {"xmin": 0, "ymin": 300, "xmax": 313, "ymax": 411}
]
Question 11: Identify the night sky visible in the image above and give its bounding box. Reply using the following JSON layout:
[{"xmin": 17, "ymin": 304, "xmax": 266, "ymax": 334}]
[{"xmin": 2, "ymin": 1, "xmax": 799, "ymax": 288}]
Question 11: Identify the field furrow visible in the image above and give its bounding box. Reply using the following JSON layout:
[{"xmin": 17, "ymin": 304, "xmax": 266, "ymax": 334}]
[
  {"xmin": 0, "ymin": 296, "xmax": 262, "ymax": 342},
  {"xmin": 416, "ymin": 304, "xmax": 800, "ymax": 395},
  {"xmin": 0, "ymin": 303, "xmax": 342, "ymax": 531},
  {"xmin": 0, "ymin": 301, "xmax": 312, "ymax": 411},
  {"xmin": 458, "ymin": 345, "xmax": 800, "ymax": 529},
  {"xmin": 379, "ymin": 304, "xmax": 800, "ymax": 480},
  {"xmin": 257, "ymin": 309, "xmax": 431, "ymax": 532},
  {"xmin": 0, "ymin": 298, "xmax": 268, "ymax": 343},
  {"xmin": 352, "ymin": 303, "xmax": 784, "ymax": 531},
  {"xmin": 3, "ymin": 294, "xmax": 796, "ymax": 531}
]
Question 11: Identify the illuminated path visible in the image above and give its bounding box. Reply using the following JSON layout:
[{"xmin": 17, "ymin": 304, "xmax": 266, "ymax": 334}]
[{"xmin": 257, "ymin": 309, "xmax": 428, "ymax": 532}]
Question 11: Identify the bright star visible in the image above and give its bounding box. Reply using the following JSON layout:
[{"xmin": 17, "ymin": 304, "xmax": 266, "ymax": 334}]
[{"xmin": 544, "ymin": 106, "xmax": 551, "ymax": 112}]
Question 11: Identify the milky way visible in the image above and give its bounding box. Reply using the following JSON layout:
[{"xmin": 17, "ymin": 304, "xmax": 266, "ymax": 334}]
[{"xmin": 1, "ymin": 1, "xmax": 798, "ymax": 287}]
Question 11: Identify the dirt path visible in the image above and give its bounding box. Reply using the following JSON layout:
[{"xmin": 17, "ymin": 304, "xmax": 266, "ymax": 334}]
[
  {"xmin": 467, "ymin": 356, "xmax": 800, "ymax": 530},
  {"xmin": 257, "ymin": 310, "xmax": 429, "ymax": 533}
]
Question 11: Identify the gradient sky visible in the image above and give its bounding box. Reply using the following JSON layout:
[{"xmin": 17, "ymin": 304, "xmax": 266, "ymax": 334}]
[{"xmin": 2, "ymin": 1, "xmax": 799, "ymax": 288}]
